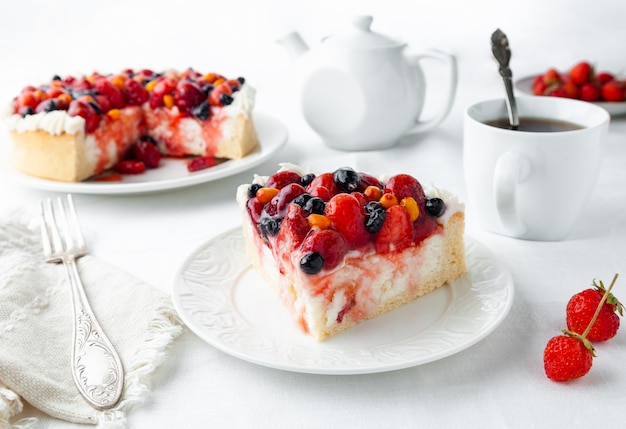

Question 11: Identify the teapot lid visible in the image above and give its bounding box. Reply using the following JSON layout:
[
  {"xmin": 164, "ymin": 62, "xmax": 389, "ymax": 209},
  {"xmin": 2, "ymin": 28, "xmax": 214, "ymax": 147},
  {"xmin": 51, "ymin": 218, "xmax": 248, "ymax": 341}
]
[{"xmin": 322, "ymin": 16, "xmax": 404, "ymax": 49}]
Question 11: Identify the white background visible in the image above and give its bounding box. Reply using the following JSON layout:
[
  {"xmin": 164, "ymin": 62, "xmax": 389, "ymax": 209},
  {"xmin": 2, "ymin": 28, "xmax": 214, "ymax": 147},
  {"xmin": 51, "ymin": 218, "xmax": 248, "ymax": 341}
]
[{"xmin": 1, "ymin": 0, "xmax": 626, "ymax": 428}]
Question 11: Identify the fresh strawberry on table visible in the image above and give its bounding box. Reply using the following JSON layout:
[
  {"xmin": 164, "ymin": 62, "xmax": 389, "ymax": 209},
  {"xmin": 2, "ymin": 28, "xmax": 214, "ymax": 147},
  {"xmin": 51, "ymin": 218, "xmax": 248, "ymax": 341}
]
[
  {"xmin": 566, "ymin": 278, "xmax": 623, "ymax": 342},
  {"xmin": 543, "ymin": 274, "xmax": 620, "ymax": 382}
]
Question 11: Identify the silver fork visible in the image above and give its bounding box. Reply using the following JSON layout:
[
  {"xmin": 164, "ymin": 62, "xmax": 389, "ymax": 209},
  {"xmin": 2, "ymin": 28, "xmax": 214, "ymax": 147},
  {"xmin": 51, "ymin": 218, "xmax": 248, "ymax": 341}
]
[{"xmin": 40, "ymin": 194, "xmax": 124, "ymax": 410}]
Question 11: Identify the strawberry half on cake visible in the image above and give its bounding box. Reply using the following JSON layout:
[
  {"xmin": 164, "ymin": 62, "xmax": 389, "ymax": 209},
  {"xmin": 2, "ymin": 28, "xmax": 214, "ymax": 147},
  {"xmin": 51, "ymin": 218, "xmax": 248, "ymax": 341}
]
[
  {"xmin": 3, "ymin": 68, "xmax": 258, "ymax": 182},
  {"xmin": 237, "ymin": 164, "xmax": 467, "ymax": 341}
]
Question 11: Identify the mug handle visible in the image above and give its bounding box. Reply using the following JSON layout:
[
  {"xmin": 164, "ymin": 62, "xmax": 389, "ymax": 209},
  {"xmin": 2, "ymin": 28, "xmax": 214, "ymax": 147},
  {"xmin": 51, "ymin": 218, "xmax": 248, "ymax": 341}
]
[
  {"xmin": 493, "ymin": 151, "xmax": 531, "ymax": 236},
  {"xmin": 406, "ymin": 49, "xmax": 458, "ymax": 133}
]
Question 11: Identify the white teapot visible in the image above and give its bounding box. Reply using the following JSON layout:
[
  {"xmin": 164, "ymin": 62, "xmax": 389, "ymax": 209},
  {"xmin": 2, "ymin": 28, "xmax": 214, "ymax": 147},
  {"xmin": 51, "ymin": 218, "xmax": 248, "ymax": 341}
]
[{"xmin": 278, "ymin": 15, "xmax": 457, "ymax": 151}]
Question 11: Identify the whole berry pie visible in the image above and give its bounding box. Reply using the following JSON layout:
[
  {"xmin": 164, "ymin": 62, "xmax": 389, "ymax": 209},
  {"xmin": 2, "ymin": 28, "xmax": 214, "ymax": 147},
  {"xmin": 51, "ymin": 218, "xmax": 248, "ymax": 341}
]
[
  {"xmin": 4, "ymin": 68, "xmax": 258, "ymax": 182},
  {"xmin": 237, "ymin": 164, "xmax": 467, "ymax": 341}
]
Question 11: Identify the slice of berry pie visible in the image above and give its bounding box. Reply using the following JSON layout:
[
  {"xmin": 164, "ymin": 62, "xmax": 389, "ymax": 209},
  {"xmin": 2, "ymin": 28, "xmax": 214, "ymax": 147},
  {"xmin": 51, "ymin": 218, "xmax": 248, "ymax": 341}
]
[
  {"xmin": 4, "ymin": 68, "xmax": 258, "ymax": 182},
  {"xmin": 237, "ymin": 164, "xmax": 467, "ymax": 341}
]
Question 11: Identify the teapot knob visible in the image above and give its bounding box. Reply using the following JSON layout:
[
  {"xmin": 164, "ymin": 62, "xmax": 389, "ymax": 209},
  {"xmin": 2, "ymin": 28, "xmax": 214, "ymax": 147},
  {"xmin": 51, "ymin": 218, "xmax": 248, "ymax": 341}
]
[{"xmin": 351, "ymin": 15, "xmax": 373, "ymax": 32}]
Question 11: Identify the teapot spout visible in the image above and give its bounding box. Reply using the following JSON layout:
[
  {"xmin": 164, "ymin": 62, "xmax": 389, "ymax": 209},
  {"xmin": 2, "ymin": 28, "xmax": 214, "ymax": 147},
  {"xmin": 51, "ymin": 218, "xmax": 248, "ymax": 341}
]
[{"xmin": 277, "ymin": 31, "xmax": 309, "ymax": 61}]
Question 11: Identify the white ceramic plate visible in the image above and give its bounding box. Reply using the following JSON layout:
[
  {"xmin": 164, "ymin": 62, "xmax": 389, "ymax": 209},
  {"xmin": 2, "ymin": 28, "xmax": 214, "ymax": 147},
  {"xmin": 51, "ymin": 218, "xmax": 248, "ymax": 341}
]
[
  {"xmin": 515, "ymin": 75, "xmax": 626, "ymax": 116},
  {"xmin": 1, "ymin": 112, "xmax": 288, "ymax": 195},
  {"xmin": 172, "ymin": 227, "xmax": 515, "ymax": 375}
]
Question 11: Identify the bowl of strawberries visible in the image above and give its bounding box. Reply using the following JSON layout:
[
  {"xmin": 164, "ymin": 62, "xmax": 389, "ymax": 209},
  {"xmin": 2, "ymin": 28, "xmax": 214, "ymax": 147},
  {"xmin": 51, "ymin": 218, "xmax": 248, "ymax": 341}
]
[{"xmin": 515, "ymin": 61, "xmax": 626, "ymax": 116}]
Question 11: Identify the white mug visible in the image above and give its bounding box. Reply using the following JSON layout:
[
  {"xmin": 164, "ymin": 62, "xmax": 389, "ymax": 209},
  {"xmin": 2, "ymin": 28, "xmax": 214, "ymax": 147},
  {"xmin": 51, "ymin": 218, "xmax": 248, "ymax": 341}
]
[{"xmin": 463, "ymin": 96, "xmax": 610, "ymax": 241}]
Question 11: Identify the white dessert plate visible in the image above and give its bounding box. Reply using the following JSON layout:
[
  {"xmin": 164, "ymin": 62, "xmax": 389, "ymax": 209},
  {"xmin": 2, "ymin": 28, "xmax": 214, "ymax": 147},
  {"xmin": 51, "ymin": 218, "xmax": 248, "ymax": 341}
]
[
  {"xmin": 515, "ymin": 75, "xmax": 626, "ymax": 116},
  {"xmin": 1, "ymin": 112, "xmax": 288, "ymax": 195},
  {"xmin": 172, "ymin": 227, "xmax": 515, "ymax": 375}
]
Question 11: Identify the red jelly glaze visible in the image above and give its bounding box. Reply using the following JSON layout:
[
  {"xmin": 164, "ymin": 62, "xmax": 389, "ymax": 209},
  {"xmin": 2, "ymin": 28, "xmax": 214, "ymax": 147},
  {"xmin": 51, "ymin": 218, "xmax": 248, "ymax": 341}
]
[{"xmin": 247, "ymin": 169, "xmax": 444, "ymax": 279}]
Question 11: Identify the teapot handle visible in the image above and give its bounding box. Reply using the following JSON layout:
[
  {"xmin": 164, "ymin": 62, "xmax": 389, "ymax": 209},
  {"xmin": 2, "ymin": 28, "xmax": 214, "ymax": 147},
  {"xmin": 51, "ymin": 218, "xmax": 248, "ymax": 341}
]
[{"xmin": 406, "ymin": 50, "xmax": 457, "ymax": 133}]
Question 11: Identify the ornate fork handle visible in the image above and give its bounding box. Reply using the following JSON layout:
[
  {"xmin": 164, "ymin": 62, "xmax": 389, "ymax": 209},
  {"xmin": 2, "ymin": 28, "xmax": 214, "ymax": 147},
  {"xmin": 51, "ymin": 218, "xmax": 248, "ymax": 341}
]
[{"xmin": 64, "ymin": 254, "xmax": 124, "ymax": 410}]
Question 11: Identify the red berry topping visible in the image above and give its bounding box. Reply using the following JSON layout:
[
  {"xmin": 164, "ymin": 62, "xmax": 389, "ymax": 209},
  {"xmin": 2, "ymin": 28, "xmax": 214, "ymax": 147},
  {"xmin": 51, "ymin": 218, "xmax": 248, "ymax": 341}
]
[
  {"xmin": 265, "ymin": 183, "xmax": 307, "ymax": 217},
  {"xmin": 306, "ymin": 172, "xmax": 340, "ymax": 200},
  {"xmin": 384, "ymin": 174, "xmax": 426, "ymax": 202},
  {"xmin": 132, "ymin": 140, "xmax": 161, "ymax": 169},
  {"xmin": 149, "ymin": 77, "xmax": 176, "ymax": 109},
  {"xmin": 123, "ymin": 78, "xmax": 149, "ymax": 106},
  {"xmin": 209, "ymin": 82, "xmax": 233, "ymax": 107},
  {"xmin": 186, "ymin": 156, "xmax": 217, "ymax": 172},
  {"xmin": 276, "ymin": 204, "xmax": 310, "ymax": 251},
  {"xmin": 175, "ymin": 80, "xmax": 205, "ymax": 113},
  {"xmin": 68, "ymin": 99, "xmax": 101, "ymax": 133},
  {"xmin": 374, "ymin": 204, "xmax": 413, "ymax": 253},
  {"xmin": 95, "ymin": 78, "xmax": 125, "ymax": 109},
  {"xmin": 301, "ymin": 229, "xmax": 348, "ymax": 272},
  {"xmin": 113, "ymin": 160, "xmax": 146, "ymax": 175},
  {"xmin": 325, "ymin": 193, "xmax": 369, "ymax": 249},
  {"xmin": 265, "ymin": 171, "xmax": 302, "ymax": 189}
]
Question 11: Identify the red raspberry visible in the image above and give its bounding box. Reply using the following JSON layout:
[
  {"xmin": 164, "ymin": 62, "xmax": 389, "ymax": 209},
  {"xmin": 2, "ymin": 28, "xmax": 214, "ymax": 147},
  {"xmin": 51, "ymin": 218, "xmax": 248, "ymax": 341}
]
[
  {"xmin": 374, "ymin": 204, "xmax": 413, "ymax": 253},
  {"xmin": 324, "ymin": 193, "xmax": 369, "ymax": 249},
  {"xmin": 132, "ymin": 140, "xmax": 161, "ymax": 169},
  {"xmin": 301, "ymin": 229, "xmax": 348, "ymax": 272}
]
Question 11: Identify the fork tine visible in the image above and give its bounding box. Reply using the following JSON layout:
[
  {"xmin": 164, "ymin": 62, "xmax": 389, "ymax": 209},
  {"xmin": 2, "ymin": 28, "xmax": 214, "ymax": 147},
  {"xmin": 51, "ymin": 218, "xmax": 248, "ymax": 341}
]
[
  {"xmin": 45, "ymin": 198, "xmax": 65, "ymax": 256},
  {"xmin": 66, "ymin": 194, "xmax": 86, "ymax": 251},
  {"xmin": 40, "ymin": 200, "xmax": 53, "ymax": 257}
]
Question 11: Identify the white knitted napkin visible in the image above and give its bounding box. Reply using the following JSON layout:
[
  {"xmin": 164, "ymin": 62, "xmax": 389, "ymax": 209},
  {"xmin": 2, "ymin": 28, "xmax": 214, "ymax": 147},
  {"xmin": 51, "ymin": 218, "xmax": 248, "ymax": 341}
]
[{"xmin": 0, "ymin": 208, "xmax": 184, "ymax": 428}]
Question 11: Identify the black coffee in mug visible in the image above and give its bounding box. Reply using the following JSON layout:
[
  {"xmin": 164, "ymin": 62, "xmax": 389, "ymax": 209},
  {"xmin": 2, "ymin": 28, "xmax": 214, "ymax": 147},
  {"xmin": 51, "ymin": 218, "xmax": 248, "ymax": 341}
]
[{"xmin": 485, "ymin": 117, "xmax": 583, "ymax": 132}]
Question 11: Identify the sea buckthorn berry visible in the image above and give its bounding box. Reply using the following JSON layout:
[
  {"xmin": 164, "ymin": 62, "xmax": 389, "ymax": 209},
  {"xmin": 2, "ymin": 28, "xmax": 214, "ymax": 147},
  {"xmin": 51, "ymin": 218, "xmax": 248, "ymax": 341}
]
[
  {"xmin": 425, "ymin": 198, "xmax": 445, "ymax": 217},
  {"xmin": 401, "ymin": 197, "xmax": 420, "ymax": 222},
  {"xmin": 379, "ymin": 193, "xmax": 398, "ymax": 209},
  {"xmin": 145, "ymin": 80, "xmax": 158, "ymax": 92},
  {"xmin": 110, "ymin": 75, "xmax": 126, "ymax": 89},
  {"xmin": 106, "ymin": 109, "xmax": 121, "ymax": 120},
  {"xmin": 256, "ymin": 187, "xmax": 280, "ymax": 204},
  {"xmin": 247, "ymin": 183, "xmax": 262, "ymax": 198},
  {"xmin": 307, "ymin": 213, "xmax": 331, "ymax": 230},
  {"xmin": 56, "ymin": 93, "xmax": 73, "ymax": 109},
  {"xmin": 163, "ymin": 94, "xmax": 175, "ymax": 109},
  {"xmin": 364, "ymin": 185, "xmax": 383, "ymax": 201},
  {"xmin": 300, "ymin": 252, "xmax": 324, "ymax": 275},
  {"xmin": 203, "ymin": 72, "xmax": 217, "ymax": 83}
]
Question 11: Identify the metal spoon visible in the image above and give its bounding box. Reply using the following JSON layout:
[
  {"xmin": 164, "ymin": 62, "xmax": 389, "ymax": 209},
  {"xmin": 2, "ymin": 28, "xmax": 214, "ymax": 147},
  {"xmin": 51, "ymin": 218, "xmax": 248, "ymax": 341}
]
[{"xmin": 491, "ymin": 28, "xmax": 519, "ymax": 130}]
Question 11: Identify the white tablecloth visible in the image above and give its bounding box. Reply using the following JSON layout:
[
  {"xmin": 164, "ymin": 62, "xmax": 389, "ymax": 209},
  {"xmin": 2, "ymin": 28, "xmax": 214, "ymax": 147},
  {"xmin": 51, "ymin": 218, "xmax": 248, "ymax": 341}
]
[{"xmin": 1, "ymin": 0, "xmax": 625, "ymax": 427}]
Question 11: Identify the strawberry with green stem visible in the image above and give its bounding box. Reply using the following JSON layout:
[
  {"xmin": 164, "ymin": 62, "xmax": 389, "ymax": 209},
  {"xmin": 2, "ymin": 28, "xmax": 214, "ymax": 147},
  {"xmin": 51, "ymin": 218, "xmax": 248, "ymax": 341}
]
[{"xmin": 543, "ymin": 273, "xmax": 619, "ymax": 382}]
